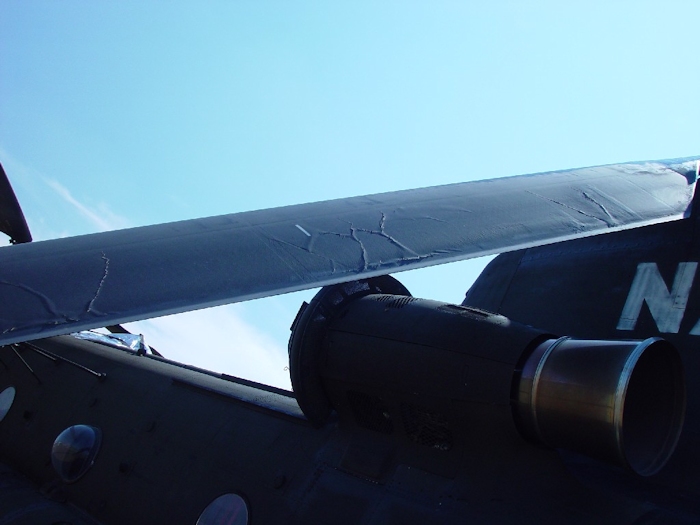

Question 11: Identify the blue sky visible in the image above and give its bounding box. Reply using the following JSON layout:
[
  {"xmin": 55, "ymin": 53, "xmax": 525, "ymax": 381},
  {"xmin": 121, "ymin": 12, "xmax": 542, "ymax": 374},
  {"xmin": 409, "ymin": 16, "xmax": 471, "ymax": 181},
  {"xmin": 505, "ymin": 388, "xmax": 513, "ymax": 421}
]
[{"xmin": 1, "ymin": 2, "xmax": 699, "ymax": 387}]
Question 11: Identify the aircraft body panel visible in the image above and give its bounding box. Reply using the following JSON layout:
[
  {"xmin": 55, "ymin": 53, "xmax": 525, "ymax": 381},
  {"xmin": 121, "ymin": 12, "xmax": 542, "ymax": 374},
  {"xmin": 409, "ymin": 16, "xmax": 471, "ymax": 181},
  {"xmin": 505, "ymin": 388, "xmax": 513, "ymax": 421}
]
[
  {"xmin": 0, "ymin": 335, "xmax": 671, "ymax": 524},
  {"xmin": 464, "ymin": 207, "xmax": 700, "ymax": 519}
]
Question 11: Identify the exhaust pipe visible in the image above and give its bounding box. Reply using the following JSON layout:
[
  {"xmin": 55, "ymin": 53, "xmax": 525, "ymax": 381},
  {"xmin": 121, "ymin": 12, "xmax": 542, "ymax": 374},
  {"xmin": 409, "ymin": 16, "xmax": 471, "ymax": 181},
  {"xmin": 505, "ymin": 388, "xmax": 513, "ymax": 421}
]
[{"xmin": 513, "ymin": 337, "xmax": 686, "ymax": 476}]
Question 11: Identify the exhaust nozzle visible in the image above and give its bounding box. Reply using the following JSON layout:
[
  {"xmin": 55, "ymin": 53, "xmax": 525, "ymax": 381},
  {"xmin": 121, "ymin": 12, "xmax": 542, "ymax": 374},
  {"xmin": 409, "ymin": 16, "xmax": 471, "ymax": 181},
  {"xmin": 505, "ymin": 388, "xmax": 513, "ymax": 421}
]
[{"xmin": 514, "ymin": 337, "xmax": 685, "ymax": 476}]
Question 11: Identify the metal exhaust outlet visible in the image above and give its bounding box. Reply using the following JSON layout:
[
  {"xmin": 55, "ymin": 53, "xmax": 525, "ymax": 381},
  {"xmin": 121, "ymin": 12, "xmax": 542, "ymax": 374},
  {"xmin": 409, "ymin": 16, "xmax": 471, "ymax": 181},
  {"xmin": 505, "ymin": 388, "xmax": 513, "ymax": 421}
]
[{"xmin": 513, "ymin": 337, "xmax": 686, "ymax": 476}]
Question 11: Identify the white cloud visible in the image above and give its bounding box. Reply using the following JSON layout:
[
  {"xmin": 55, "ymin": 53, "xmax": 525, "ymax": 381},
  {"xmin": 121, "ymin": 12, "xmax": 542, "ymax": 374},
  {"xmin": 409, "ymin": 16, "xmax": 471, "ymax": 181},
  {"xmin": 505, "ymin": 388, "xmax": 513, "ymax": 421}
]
[
  {"xmin": 124, "ymin": 304, "xmax": 292, "ymax": 390},
  {"xmin": 44, "ymin": 178, "xmax": 129, "ymax": 232}
]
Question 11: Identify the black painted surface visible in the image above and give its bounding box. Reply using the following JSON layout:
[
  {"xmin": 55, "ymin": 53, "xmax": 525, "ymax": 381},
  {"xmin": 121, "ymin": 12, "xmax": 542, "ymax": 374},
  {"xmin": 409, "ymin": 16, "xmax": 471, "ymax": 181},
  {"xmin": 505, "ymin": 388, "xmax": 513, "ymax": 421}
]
[
  {"xmin": 464, "ymin": 197, "xmax": 700, "ymax": 520},
  {"xmin": 0, "ymin": 163, "xmax": 31, "ymax": 244},
  {"xmin": 0, "ymin": 335, "xmax": 666, "ymax": 524}
]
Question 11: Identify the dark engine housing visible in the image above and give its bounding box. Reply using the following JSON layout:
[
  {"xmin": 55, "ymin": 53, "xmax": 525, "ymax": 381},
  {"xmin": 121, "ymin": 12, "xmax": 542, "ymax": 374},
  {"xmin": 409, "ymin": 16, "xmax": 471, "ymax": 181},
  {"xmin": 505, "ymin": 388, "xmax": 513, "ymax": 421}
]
[{"xmin": 289, "ymin": 276, "xmax": 685, "ymax": 476}]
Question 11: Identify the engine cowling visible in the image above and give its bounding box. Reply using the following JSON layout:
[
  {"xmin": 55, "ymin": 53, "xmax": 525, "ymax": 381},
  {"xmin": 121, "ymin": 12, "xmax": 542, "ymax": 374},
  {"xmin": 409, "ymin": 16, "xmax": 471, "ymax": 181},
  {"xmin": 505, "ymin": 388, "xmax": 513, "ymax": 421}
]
[{"xmin": 289, "ymin": 277, "xmax": 685, "ymax": 476}]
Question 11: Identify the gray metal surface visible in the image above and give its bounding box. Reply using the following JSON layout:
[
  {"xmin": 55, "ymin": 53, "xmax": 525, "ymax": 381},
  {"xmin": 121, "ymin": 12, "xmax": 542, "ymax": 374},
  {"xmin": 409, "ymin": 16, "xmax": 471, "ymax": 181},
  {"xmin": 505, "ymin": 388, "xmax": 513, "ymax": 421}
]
[{"xmin": 0, "ymin": 157, "xmax": 697, "ymax": 345}]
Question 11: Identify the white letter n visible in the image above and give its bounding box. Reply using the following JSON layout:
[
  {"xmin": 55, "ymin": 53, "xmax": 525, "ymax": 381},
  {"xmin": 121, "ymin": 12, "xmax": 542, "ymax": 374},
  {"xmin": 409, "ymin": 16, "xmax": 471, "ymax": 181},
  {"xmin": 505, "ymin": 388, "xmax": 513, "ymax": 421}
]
[{"xmin": 617, "ymin": 262, "xmax": 697, "ymax": 333}]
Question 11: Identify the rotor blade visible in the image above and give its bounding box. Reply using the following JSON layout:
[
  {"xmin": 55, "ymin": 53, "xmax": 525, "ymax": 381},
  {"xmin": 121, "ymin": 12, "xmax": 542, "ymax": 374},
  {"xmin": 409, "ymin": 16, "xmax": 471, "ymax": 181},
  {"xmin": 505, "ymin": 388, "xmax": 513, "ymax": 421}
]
[
  {"xmin": 0, "ymin": 157, "xmax": 697, "ymax": 346},
  {"xmin": 0, "ymin": 163, "xmax": 32, "ymax": 244}
]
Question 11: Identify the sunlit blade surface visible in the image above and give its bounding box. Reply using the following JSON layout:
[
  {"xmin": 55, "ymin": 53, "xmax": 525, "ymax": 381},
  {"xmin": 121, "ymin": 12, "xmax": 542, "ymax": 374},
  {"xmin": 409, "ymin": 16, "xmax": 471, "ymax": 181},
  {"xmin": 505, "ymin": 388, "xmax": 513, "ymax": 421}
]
[{"xmin": 0, "ymin": 157, "xmax": 697, "ymax": 346}]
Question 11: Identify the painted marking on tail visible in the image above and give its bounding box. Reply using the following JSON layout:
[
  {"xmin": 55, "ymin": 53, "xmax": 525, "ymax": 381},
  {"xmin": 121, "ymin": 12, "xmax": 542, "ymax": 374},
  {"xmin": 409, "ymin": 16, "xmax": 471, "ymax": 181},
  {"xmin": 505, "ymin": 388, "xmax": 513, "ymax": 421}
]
[{"xmin": 618, "ymin": 262, "xmax": 698, "ymax": 334}]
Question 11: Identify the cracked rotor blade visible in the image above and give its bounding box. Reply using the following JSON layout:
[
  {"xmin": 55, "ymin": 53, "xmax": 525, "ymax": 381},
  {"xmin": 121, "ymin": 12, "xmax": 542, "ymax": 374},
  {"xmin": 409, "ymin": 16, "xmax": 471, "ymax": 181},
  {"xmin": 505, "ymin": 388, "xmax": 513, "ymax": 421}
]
[{"xmin": 0, "ymin": 156, "xmax": 697, "ymax": 345}]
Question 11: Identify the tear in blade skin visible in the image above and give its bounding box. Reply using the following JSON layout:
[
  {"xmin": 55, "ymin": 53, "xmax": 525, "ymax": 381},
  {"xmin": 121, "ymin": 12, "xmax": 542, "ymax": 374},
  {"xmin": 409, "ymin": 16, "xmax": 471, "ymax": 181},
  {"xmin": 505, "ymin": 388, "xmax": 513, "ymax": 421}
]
[{"xmin": 0, "ymin": 157, "xmax": 696, "ymax": 345}]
